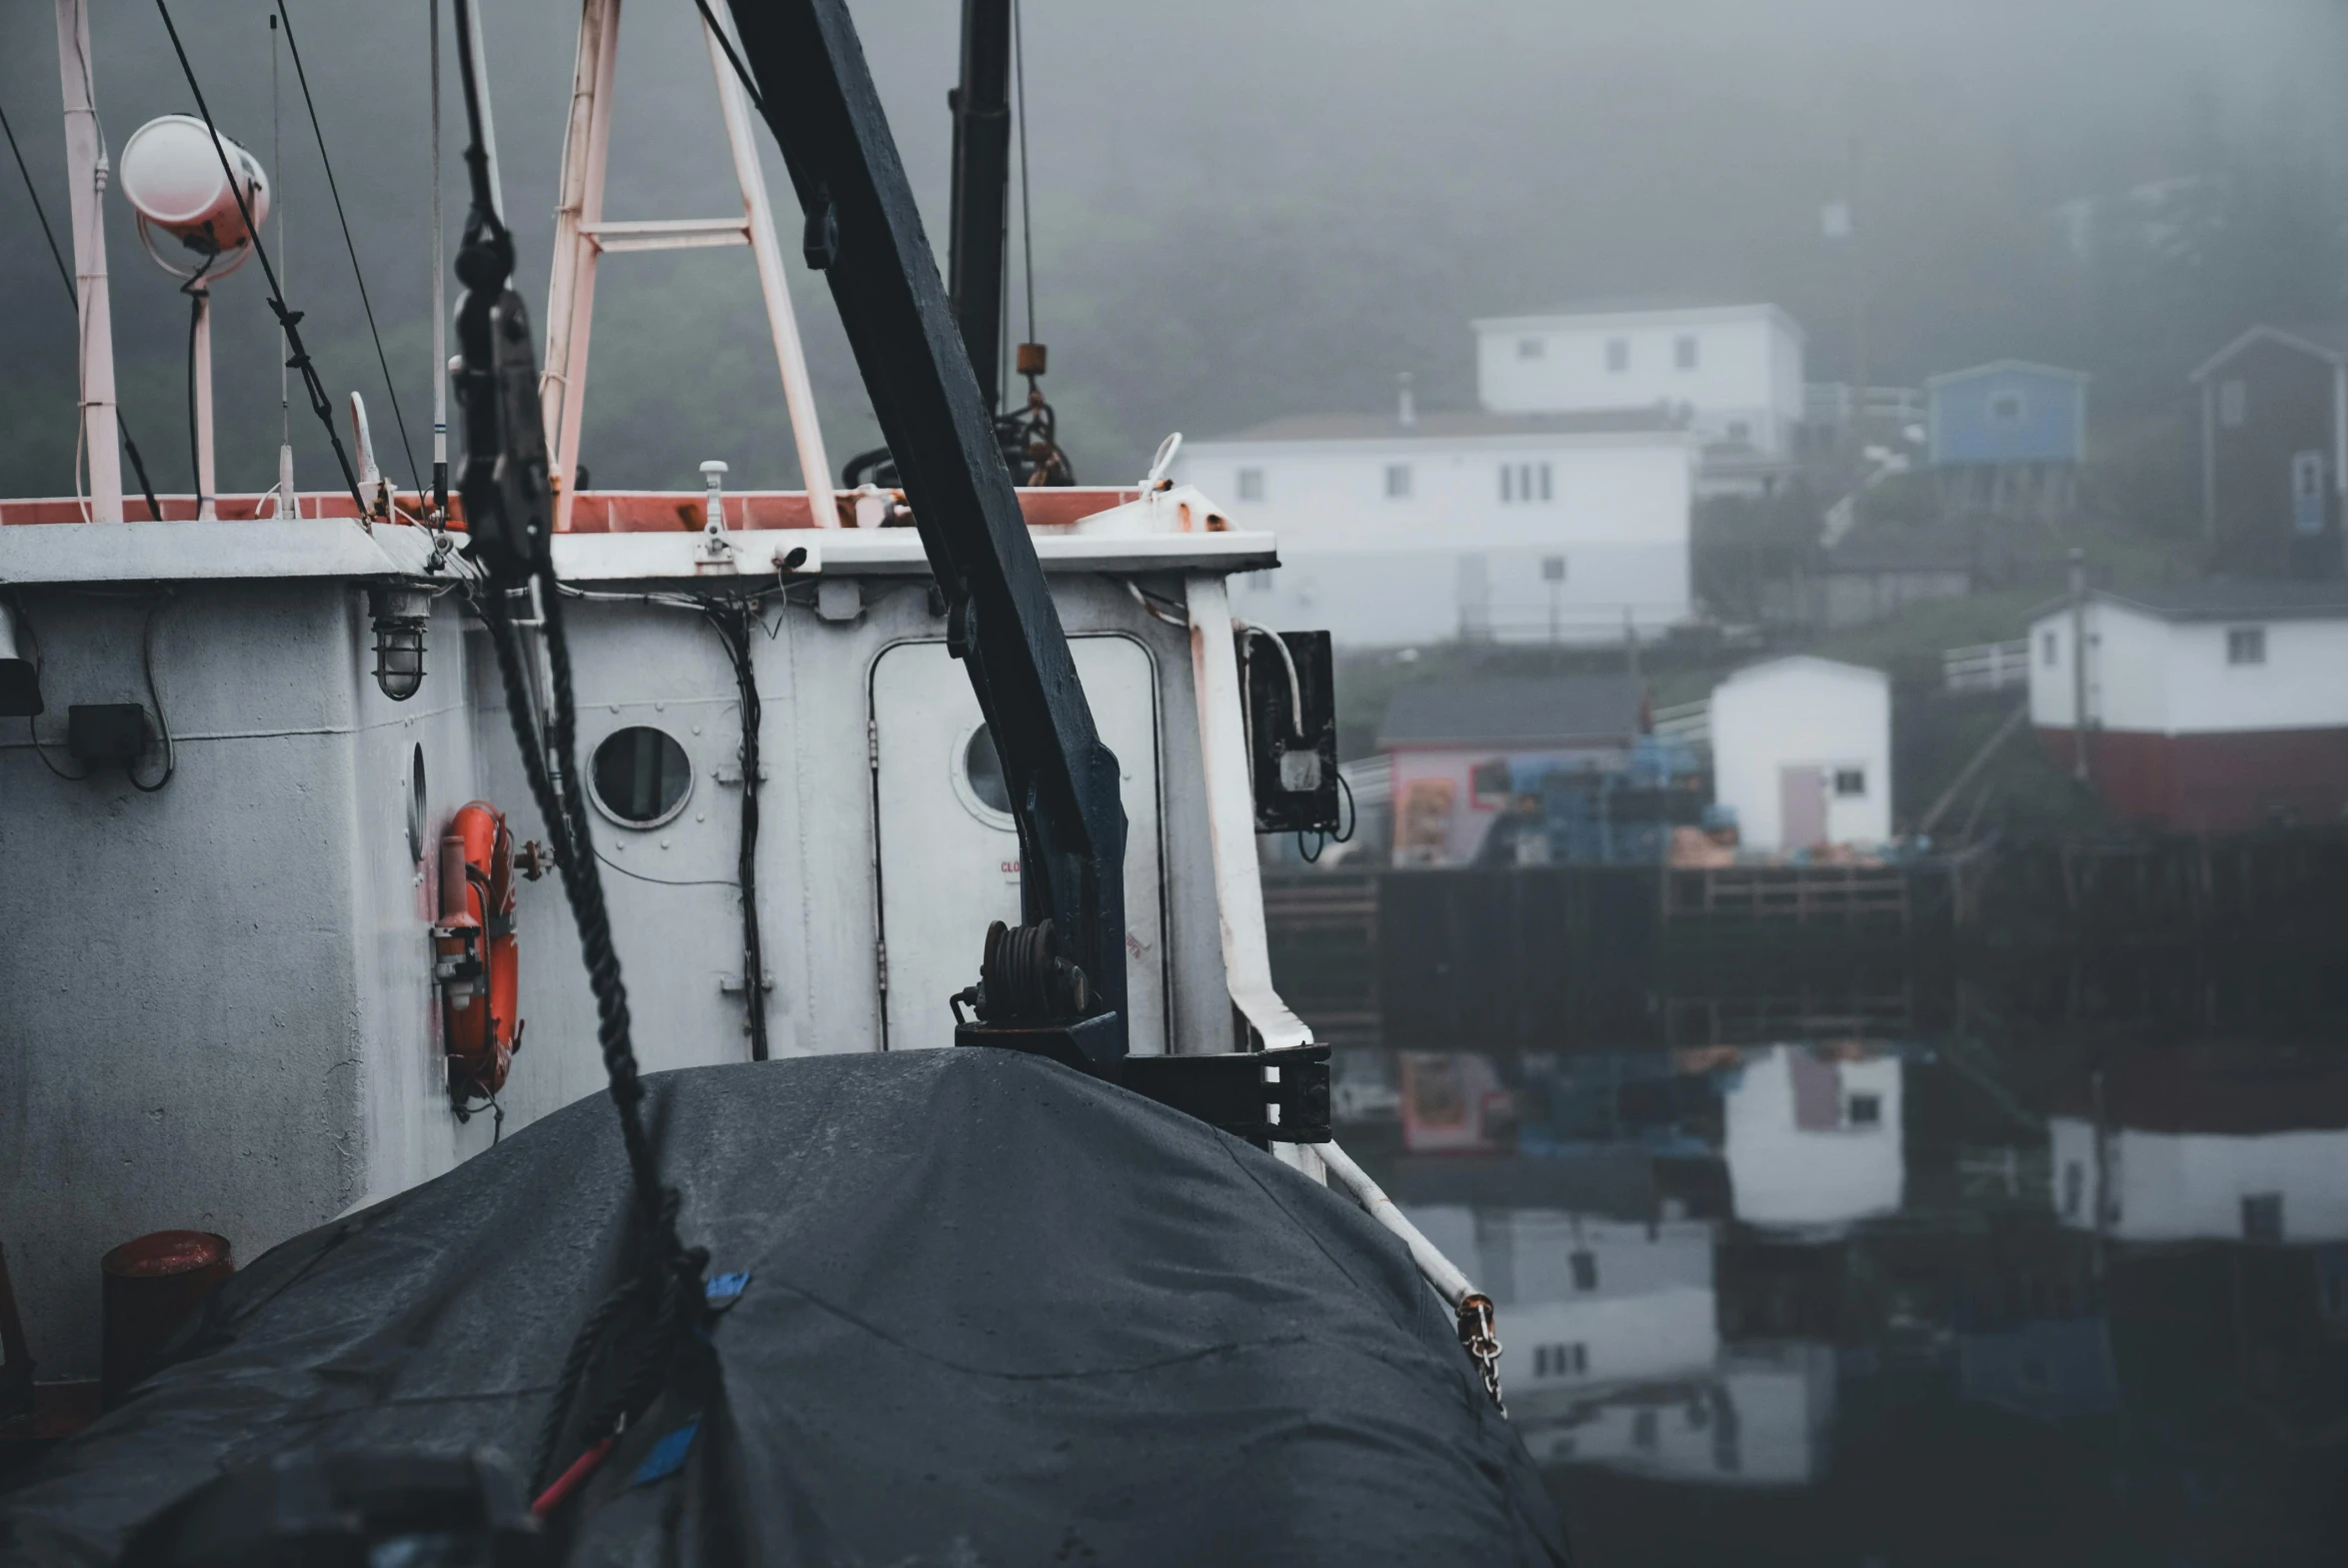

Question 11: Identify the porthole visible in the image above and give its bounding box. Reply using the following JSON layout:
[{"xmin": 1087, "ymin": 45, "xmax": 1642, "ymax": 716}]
[
  {"xmin": 950, "ymin": 723, "xmax": 1016, "ymax": 829},
  {"xmin": 407, "ymin": 745, "xmax": 427, "ymax": 862},
  {"xmin": 590, "ymin": 726, "xmax": 693, "ymax": 828}
]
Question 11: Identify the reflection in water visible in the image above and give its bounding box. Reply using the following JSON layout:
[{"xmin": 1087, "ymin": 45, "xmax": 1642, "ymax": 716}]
[
  {"xmin": 1357, "ymin": 1020, "xmax": 2348, "ymax": 1561},
  {"xmin": 1723, "ymin": 1046, "xmax": 1904, "ymax": 1230}
]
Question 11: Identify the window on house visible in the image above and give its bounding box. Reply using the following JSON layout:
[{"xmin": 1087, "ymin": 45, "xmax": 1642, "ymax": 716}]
[
  {"xmin": 2219, "ymin": 378, "xmax": 2247, "ymax": 427},
  {"xmin": 1833, "ymin": 768, "xmax": 1866, "ymax": 796},
  {"xmin": 1675, "ymin": 335, "xmax": 1698, "ymax": 370},
  {"xmin": 1569, "ymin": 1249, "xmax": 1599, "ymax": 1292},
  {"xmin": 2293, "ymin": 451, "xmax": 2327, "ymax": 535},
  {"xmin": 1532, "ymin": 1343, "xmax": 1590, "ymax": 1378},
  {"xmin": 1470, "ymin": 759, "xmax": 1513, "ymax": 806},
  {"xmin": 1632, "ymin": 1409, "xmax": 1659, "ymax": 1451},
  {"xmin": 1541, "ymin": 555, "xmax": 1567, "ymax": 584},
  {"xmin": 2242, "ymin": 1192, "xmax": 2284, "ymax": 1243},
  {"xmin": 2061, "ymin": 1161, "xmax": 2084, "ymax": 1218},
  {"xmin": 2042, "ymin": 630, "xmax": 2059, "ymax": 667},
  {"xmin": 2227, "ymin": 627, "xmax": 2266, "ymax": 666},
  {"xmin": 1606, "ymin": 338, "xmax": 1629, "ymax": 374},
  {"xmin": 1499, "ymin": 462, "xmax": 1553, "ymax": 504},
  {"xmin": 1235, "ymin": 468, "xmax": 1264, "ymax": 502},
  {"xmin": 1384, "ymin": 463, "xmax": 1412, "ymax": 500},
  {"xmin": 1246, "ymin": 570, "xmax": 1273, "ymax": 594},
  {"xmin": 1989, "ymin": 390, "xmax": 2026, "ymax": 424},
  {"xmin": 1726, "ymin": 420, "xmax": 1752, "ymax": 443},
  {"xmin": 1517, "ymin": 336, "xmax": 1545, "ymax": 360},
  {"xmin": 2321, "ymin": 1248, "xmax": 2348, "ymax": 1322},
  {"xmin": 1846, "ymin": 1092, "xmax": 1882, "ymax": 1127}
]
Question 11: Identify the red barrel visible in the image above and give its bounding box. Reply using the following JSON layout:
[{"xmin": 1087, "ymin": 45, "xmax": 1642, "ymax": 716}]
[{"xmin": 100, "ymin": 1230, "xmax": 233, "ymax": 1407}]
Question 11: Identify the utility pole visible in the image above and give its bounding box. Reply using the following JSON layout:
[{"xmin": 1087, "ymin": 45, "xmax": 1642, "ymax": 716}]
[
  {"xmin": 2069, "ymin": 547, "xmax": 2090, "ymax": 784},
  {"xmin": 55, "ymin": 0, "xmax": 123, "ymax": 522}
]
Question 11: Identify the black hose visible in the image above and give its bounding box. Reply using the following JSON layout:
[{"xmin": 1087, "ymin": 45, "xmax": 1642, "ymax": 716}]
[{"xmin": 703, "ymin": 603, "xmax": 770, "ymax": 1061}]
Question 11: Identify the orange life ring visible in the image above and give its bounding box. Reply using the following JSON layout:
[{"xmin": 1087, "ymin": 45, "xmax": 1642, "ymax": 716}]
[{"xmin": 434, "ymin": 800, "xmax": 521, "ymax": 1097}]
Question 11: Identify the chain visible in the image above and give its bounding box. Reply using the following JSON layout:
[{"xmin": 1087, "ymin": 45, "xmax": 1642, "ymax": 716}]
[{"xmin": 1456, "ymin": 1293, "xmax": 1505, "ymax": 1416}]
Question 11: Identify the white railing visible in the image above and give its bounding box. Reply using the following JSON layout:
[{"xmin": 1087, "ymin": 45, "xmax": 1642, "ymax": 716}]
[
  {"xmin": 1943, "ymin": 639, "xmax": 2030, "ymax": 695},
  {"xmin": 1651, "ymin": 698, "xmax": 1711, "ymax": 748},
  {"xmin": 1804, "ymin": 382, "xmax": 1924, "ymax": 427},
  {"xmin": 1457, "ymin": 602, "xmax": 1692, "ymax": 646}
]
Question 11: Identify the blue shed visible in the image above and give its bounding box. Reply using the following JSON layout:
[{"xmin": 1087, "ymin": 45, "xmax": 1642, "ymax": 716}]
[{"xmin": 1926, "ymin": 361, "xmax": 2088, "ymax": 468}]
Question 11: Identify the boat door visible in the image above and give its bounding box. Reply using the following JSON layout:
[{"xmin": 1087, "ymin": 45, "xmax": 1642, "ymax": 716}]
[{"xmin": 871, "ymin": 637, "xmax": 1167, "ymax": 1053}]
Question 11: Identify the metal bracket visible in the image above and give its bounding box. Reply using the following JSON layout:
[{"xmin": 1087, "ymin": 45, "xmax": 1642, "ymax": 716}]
[
  {"xmin": 1121, "ymin": 1045, "xmax": 1331, "ymax": 1144},
  {"xmin": 956, "ymin": 1026, "xmax": 1330, "ymax": 1145}
]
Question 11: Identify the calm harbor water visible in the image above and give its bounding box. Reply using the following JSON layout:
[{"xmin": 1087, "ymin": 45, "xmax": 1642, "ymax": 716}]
[{"xmin": 1341, "ymin": 962, "xmax": 2348, "ymax": 1567}]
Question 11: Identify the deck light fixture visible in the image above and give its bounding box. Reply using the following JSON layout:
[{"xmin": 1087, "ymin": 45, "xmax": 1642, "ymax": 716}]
[{"xmin": 370, "ymin": 587, "xmax": 431, "ymax": 702}]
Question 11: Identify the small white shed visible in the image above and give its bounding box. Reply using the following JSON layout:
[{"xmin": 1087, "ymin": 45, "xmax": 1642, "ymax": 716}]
[{"xmin": 1709, "ymin": 656, "xmax": 1891, "ymax": 851}]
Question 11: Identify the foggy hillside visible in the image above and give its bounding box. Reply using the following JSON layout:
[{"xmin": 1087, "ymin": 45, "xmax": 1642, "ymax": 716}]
[{"xmin": 0, "ymin": 0, "xmax": 2339, "ymax": 498}]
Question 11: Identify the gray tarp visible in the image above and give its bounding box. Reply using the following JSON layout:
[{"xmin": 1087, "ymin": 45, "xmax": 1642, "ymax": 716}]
[{"xmin": 2, "ymin": 1049, "xmax": 1569, "ymax": 1564}]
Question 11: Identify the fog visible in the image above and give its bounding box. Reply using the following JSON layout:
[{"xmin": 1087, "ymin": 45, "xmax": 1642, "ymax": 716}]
[{"xmin": 0, "ymin": 0, "xmax": 2339, "ymax": 495}]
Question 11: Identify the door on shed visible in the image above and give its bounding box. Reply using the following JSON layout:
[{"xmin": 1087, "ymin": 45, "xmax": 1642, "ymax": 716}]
[
  {"xmin": 871, "ymin": 636, "xmax": 1167, "ymax": 1054},
  {"xmin": 1779, "ymin": 766, "xmax": 1827, "ymax": 849}
]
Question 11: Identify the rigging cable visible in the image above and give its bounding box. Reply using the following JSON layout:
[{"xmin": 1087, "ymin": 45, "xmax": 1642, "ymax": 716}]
[
  {"xmin": 1014, "ymin": 0, "xmax": 1034, "ymax": 349},
  {"xmin": 0, "ymin": 92, "xmax": 166, "ymax": 524},
  {"xmin": 692, "ymin": 0, "xmax": 763, "ymax": 115},
  {"xmin": 151, "ymin": 0, "xmax": 367, "ymax": 515},
  {"xmin": 448, "ymin": 0, "xmax": 704, "ymax": 1501},
  {"xmin": 273, "ymin": 0, "xmax": 424, "ymax": 499},
  {"xmin": 269, "ymin": 14, "xmax": 292, "ymax": 511},
  {"xmin": 430, "ymin": 0, "xmax": 447, "ymax": 516}
]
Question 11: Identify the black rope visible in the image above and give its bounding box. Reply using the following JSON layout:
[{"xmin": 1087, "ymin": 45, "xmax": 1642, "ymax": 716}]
[
  {"xmin": 704, "ymin": 602, "xmax": 770, "ymax": 1061},
  {"xmin": 0, "ymin": 89, "xmax": 166, "ymax": 522},
  {"xmin": 481, "ymin": 591, "xmax": 706, "ymax": 1494},
  {"xmin": 272, "ymin": 0, "xmax": 423, "ymax": 497},
  {"xmin": 449, "ymin": 0, "xmax": 704, "ymax": 1495},
  {"xmin": 151, "ymin": 0, "xmax": 367, "ymax": 514}
]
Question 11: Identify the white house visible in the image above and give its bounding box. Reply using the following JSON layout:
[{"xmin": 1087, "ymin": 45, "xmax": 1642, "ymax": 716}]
[
  {"xmin": 2028, "ymin": 581, "xmax": 2348, "ymax": 830},
  {"xmin": 1472, "ymin": 300, "xmax": 1807, "ymax": 460},
  {"xmin": 1723, "ymin": 1046, "xmax": 1905, "ymax": 1230},
  {"xmin": 2045, "ymin": 1050, "xmax": 2348, "ymax": 1243},
  {"xmin": 1177, "ymin": 410, "xmax": 1696, "ymax": 648},
  {"xmin": 1409, "ymin": 1203, "xmax": 1833, "ymax": 1485},
  {"xmin": 1402, "ymin": 1208, "xmax": 1720, "ymax": 1397},
  {"xmin": 1708, "ymin": 657, "xmax": 1892, "ymax": 851},
  {"xmin": 2048, "ymin": 1119, "xmax": 2348, "ymax": 1243}
]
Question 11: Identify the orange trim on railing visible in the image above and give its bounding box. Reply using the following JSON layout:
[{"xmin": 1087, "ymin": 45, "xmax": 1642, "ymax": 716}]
[{"xmin": 0, "ymin": 487, "xmax": 1141, "ymax": 532}]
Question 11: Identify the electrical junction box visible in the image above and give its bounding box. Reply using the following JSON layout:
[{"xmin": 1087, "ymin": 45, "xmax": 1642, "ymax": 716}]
[
  {"xmin": 67, "ymin": 704, "xmax": 152, "ymax": 767},
  {"xmin": 1243, "ymin": 629, "xmax": 1339, "ymax": 833}
]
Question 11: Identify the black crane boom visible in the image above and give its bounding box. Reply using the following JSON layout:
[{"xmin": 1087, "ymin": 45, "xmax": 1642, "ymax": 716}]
[{"xmin": 724, "ymin": 0, "xmax": 1128, "ymax": 1066}]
